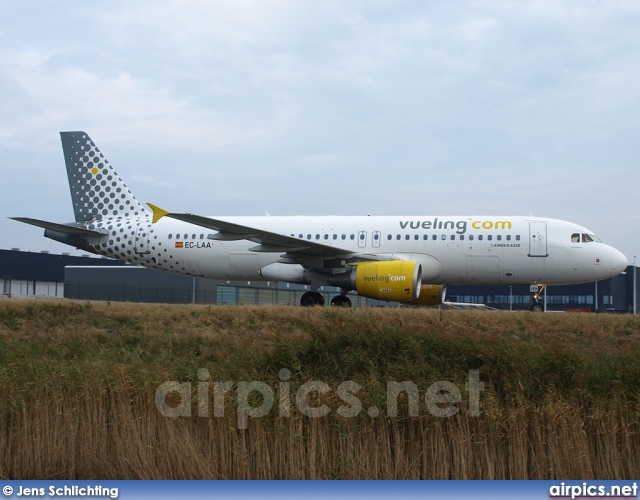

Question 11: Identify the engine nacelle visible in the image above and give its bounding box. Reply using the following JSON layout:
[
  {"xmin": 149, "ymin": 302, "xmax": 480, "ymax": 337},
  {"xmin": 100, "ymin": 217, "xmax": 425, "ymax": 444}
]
[
  {"xmin": 331, "ymin": 261, "xmax": 422, "ymax": 302},
  {"xmin": 410, "ymin": 284, "xmax": 446, "ymax": 306}
]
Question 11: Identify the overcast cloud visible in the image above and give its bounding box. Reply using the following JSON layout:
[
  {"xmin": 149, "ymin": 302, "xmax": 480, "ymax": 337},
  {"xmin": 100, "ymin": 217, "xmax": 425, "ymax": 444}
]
[{"xmin": 1, "ymin": 1, "xmax": 639, "ymax": 261}]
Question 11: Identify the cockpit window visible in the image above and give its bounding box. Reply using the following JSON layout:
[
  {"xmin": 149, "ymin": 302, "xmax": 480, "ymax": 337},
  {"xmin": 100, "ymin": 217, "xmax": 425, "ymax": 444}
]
[
  {"xmin": 581, "ymin": 233, "xmax": 603, "ymax": 243},
  {"xmin": 572, "ymin": 233, "xmax": 603, "ymax": 243}
]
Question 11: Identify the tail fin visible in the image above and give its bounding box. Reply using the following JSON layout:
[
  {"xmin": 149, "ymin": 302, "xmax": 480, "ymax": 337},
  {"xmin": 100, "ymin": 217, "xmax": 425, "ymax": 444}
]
[{"xmin": 60, "ymin": 131, "xmax": 149, "ymax": 222}]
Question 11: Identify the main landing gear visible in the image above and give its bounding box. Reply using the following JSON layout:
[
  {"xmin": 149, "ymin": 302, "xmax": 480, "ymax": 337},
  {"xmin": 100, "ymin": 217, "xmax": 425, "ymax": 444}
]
[
  {"xmin": 330, "ymin": 294, "xmax": 352, "ymax": 307},
  {"xmin": 300, "ymin": 291, "xmax": 325, "ymax": 307},
  {"xmin": 530, "ymin": 284, "xmax": 546, "ymax": 312},
  {"xmin": 300, "ymin": 291, "xmax": 352, "ymax": 307}
]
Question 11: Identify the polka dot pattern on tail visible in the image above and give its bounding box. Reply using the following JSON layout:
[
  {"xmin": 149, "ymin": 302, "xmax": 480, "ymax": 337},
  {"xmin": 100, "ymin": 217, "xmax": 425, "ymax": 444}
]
[{"xmin": 60, "ymin": 131, "xmax": 149, "ymax": 222}]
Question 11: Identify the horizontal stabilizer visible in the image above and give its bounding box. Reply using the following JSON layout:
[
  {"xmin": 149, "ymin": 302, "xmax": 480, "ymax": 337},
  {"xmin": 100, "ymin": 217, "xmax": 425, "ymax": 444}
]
[{"xmin": 10, "ymin": 217, "xmax": 107, "ymax": 238}]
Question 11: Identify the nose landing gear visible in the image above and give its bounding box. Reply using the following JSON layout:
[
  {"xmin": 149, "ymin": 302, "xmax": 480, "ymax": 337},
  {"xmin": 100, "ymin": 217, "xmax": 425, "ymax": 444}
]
[{"xmin": 530, "ymin": 284, "xmax": 546, "ymax": 312}]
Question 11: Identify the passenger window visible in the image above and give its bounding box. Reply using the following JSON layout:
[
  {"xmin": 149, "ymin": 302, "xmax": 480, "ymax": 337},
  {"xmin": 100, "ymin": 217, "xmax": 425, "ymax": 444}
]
[
  {"xmin": 168, "ymin": 234, "xmax": 172, "ymax": 240},
  {"xmin": 324, "ymin": 234, "xmax": 329, "ymax": 240},
  {"xmin": 414, "ymin": 235, "xmax": 419, "ymax": 240},
  {"xmin": 176, "ymin": 234, "xmax": 180, "ymax": 239},
  {"xmin": 184, "ymin": 234, "xmax": 188, "ymax": 239},
  {"xmin": 374, "ymin": 234, "xmax": 379, "ymax": 240},
  {"xmin": 388, "ymin": 235, "xmax": 392, "ymax": 240},
  {"xmin": 307, "ymin": 234, "xmax": 311, "ymax": 240},
  {"xmin": 200, "ymin": 234, "xmax": 204, "ymax": 240},
  {"xmin": 478, "ymin": 235, "xmax": 483, "ymax": 241},
  {"xmin": 497, "ymin": 235, "xmax": 501, "ymax": 241},
  {"xmin": 450, "ymin": 235, "xmax": 455, "ymax": 240},
  {"xmin": 516, "ymin": 235, "xmax": 520, "ymax": 241},
  {"xmin": 405, "ymin": 235, "xmax": 410, "ymax": 240},
  {"xmin": 299, "ymin": 234, "xmax": 303, "ymax": 238},
  {"xmin": 488, "ymin": 235, "xmax": 492, "ymax": 241},
  {"xmin": 341, "ymin": 234, "xmax": 346, "ymax": 240},
  {"xmin": 441, "ymin": 235, "xmax": 446, "ymax": 240},
  {"xmin": 432, "ymin": 235, "xmax": 437, "ymax": 240},
  {"xmin": 360, "ymin": 234, "xmax": 365, "ymax": 240},
  {"xmin": 423, "ymin": 235, "xmax": 428, "ymax": 240},
  {"xmin": 469, "ymin": 235, "xmax": 474, "ymax": 241},
  {"xmin": 397, "ymin": 235, "xmax": 401, "ymax": 240},
  {"xmin": 333, "ymin": 234, "xmax": 337, "ymax": 240},
  {"xmin": 350, "ymin": 234, "xmax": 355, "ymax": 240},
  {"xmin": 192, "ymin": 234, "xmax": 196, "ymax": 239},
  {"xmin": 571, "ymin": 233, "xmax": 580, "ymax": 242},
  {"xmin": 506, "ymin": 235, "xmax": 511, "ymax": 241},
  {"xmin": 316, "ymin": 234, "xmax": 320, "ymax": 240},
  {"xmin": 460, "ymin": 235, "xmax": 465, "ymax": 241}
]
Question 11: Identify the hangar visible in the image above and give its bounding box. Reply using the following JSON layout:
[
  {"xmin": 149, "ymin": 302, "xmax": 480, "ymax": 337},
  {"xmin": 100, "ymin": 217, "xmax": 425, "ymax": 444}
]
[{"xmin": 1, "ymin": 248, "xmax": 637, "ymax": 312}]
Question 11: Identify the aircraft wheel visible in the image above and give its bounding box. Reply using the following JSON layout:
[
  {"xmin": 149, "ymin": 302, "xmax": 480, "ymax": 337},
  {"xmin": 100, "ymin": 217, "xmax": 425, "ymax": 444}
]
[
  {"xmin": 301, "ymin": 291, "xmax": 325, "ymax": 307},
  {"xmin": 330, "ymin": 295, "xmax": 352, "ymax": 307},
  {"xmin": 530, "ymin": 303, "xmax": 543, "ymax": 312}
]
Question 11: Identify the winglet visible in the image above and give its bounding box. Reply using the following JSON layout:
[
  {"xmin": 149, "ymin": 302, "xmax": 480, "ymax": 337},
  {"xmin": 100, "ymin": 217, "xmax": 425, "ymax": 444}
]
[{"xmin": 147, "ymin": 203, "xmax": 170, "ymax": 224}]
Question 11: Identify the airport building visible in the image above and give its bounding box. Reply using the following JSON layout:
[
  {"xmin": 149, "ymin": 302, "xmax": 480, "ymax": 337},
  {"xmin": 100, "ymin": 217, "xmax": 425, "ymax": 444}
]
[
  {"xmin": 0, "ymin": 249, "xmax": 123, "ymax": 299},
  {"xmin": 0, "ymin": 249, "xmax": 371, "ymax": 307},
  {"xmin": 1, "ymin": 248, "xmax": 638, "ymax": 312}
]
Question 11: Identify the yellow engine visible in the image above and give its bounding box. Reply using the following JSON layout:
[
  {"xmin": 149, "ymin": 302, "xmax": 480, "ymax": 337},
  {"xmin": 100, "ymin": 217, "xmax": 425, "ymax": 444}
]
[
  {"xmin": 410, "ymin": 284, "xmax": 445, "ymax": 306},
  {"xmin": 354, "ymin": 261, "xmax": 422, "ymax": 302}
]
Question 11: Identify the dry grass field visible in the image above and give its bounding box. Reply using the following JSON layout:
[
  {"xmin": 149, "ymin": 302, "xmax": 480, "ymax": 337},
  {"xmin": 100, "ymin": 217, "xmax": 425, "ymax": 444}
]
[{"xmin": 0, "ymin": 300, "xmax": 638, "ymax": 479}]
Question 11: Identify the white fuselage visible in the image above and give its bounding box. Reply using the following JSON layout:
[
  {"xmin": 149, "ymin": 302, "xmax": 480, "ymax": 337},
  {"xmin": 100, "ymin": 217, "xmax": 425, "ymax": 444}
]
[{"xmin": 89, "ymin": 214, "xmax": 627, "ymax": 287}]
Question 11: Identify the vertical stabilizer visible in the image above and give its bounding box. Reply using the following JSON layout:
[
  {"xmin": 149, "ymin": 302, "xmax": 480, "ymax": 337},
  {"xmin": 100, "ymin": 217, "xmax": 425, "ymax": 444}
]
[{"xmin": 60, "ymin": 131, "xmax": 149, "ymax": 222}]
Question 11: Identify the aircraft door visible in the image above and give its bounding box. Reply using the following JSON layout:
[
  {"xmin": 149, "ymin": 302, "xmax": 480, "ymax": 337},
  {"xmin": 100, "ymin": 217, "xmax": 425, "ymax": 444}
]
[
  {"xmin": 528, "ymin": 222, "xmax": 548, "ymax": 257},
  {"xmin": 358, "ymin": 231, "xmax": 367, "ymax": 248},
  {"xmin": 134, "ymin": 222, "xmax": 150, "ymax": 254},
  {"xmin": 372, "ymin": 231, "xmax": 381, "ymax": 248}
]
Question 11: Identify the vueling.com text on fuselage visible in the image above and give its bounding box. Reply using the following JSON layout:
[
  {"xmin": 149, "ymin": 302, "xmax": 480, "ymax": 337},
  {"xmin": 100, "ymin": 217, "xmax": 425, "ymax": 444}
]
[{"xmin": 398, "ymin": 219, "xmax": 513, "ymax": 234}]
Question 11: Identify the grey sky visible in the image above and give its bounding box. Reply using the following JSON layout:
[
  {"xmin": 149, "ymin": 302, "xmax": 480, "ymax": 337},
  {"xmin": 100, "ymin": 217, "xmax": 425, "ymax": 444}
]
[{"xmin": 1, "ymin": 1, "xmax": 639, "ymax": 262}]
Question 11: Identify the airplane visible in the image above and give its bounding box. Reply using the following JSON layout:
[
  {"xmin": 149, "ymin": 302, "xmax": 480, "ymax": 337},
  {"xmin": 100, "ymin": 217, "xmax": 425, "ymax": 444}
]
[{"xmin": 11, "ymin": 131, "xmax": 628, "ymax": 311}]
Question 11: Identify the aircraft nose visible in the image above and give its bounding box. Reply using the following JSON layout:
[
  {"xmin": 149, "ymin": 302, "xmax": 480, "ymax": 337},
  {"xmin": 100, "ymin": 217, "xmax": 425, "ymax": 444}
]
[{"xmin": 609, "ymin": 247, "xmax": 628, "ymax": 277}]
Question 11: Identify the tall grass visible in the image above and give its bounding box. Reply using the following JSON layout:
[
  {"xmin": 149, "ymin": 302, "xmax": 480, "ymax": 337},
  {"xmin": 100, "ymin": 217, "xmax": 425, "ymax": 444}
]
[{"xmin": 0, "ymin": 301, "xmax": 638, "ymax": 479}]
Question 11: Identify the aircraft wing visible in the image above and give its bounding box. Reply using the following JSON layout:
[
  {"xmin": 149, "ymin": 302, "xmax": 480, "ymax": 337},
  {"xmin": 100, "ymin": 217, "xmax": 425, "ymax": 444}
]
[{"xmin": 148, "ymin": 204, "xmax": 355, "ymax": 258}]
